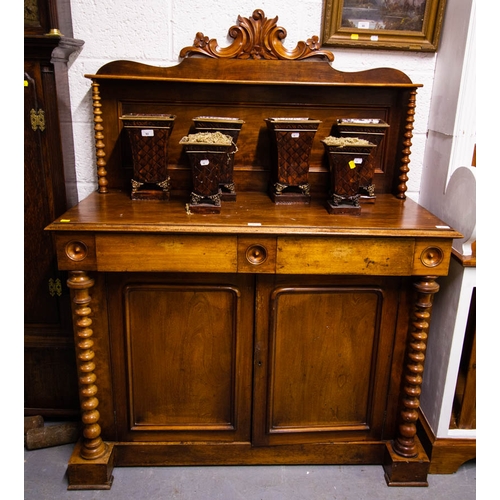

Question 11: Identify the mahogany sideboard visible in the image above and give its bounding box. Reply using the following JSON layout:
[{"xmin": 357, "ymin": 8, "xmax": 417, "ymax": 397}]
[{"xmin": 45, "ymin": 10, "xmax": 461, "ymax": 490}]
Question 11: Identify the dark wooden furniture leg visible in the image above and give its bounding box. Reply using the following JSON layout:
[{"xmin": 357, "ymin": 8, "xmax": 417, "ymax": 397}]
[
  {"xmin": 66, "ymin": 271, "xmax": 115, "ymax": 490},
  {"xmin": 384, "ymin": 276, "xmax": 439, "ymax": 486}
]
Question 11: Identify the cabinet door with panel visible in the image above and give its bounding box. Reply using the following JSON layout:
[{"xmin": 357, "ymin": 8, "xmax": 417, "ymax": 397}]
[
  {"xmin": 253, "ymin": 274, "xmax": 408, "ymax": 447},
  {"xmin": 106, "ymin": 272, "xmax": 255, "ymax": 443}
]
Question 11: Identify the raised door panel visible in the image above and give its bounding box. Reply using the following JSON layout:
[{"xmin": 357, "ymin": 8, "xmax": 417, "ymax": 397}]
[
  {"xmin": 107, "ymin": 273, "xmax": 254, "ymax": 443},
  {"xmin": 253, "ymin": 275, "xmax": 403, "ymax": 446}
]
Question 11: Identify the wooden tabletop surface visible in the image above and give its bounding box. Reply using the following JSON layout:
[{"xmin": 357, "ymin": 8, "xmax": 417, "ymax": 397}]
[{"xmin": 46, "ymin": 190, "xmax": 462, "ymax": 239}]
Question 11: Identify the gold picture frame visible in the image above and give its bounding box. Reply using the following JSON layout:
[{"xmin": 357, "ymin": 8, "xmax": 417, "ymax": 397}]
[{"xmin": 321, "ymin": 0, "xmax": 447, "ymax": 52}]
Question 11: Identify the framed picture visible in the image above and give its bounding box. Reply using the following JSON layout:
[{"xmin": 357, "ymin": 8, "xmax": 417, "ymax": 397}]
[{"xmin": 321, "ymin": 0, "xmax": 447, "ymax": 52}]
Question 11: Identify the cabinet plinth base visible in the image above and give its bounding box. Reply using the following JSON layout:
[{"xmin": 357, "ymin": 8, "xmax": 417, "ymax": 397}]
[
  {"xmin": 110, "ymin": 441, "xmax": 388, "ymax": 468},
  {"xmin": 383, "ymin": 439, "xmax": 430, "ymax": 487},
  {"xmin": 417, "ymin": 412, "xmax": 476, "ymax": 474},
  {"xmin": 67, "ymin": 440, "xmax": 115, "ymax": 490}
]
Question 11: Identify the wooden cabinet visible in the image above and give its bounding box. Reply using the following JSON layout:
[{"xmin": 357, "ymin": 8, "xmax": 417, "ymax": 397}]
[
  {"xmin": 49, "ymin": 193, "xmax": 459, "ymax": 489},
  {"xmin": 46, "ymin": 11, "xmax": 461, "ymax": 490},
  {"xmin": 24, "ymin": 0, "xmax": 83, "ymax": 417}
]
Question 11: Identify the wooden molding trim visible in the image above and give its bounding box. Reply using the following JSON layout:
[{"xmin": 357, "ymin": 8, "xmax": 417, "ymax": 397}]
[
  {"xmin": 451, "ymin": 242, "xmax": 476, "ymax": 268},
  {"xmin": 417, "ymin": 409, "xmax": 475, "ymax": 474}
]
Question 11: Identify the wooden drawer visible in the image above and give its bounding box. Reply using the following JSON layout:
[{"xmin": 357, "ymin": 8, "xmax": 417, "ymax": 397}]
[
  {"xmin": 55, "ymin": 233, "xmax": 452, "ymax": 276},
  {"xmin": 54, "ymin": 233, "xmax": 237, "ymax": 272},
  {"xmin": 95, "ymin": 234, "xmax": 237, "ymax": 272},
  {"xmin": 276, "ymin": 236, "xmax": 414, "ymax": 276}
]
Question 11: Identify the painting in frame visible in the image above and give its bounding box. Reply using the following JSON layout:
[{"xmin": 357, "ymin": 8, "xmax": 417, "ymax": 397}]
[{"xmin": 321, "ymin": 0, "xmax": 447, "ymax": 52}]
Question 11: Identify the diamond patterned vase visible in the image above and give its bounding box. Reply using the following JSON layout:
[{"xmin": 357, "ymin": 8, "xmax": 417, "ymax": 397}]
[
  {"xmin": 265, "ymin": 117, "xmax": 321, "ymax": 205},
  {"xmin": 182, "ymin": 142, "xmax": 233, "ymax": 214},
  {"xmin": 334, "ymin": 119, "xmax": 389, "ymax": 201},
  {"xmin": 120, "ymin": 114, "xmax": 176, "ymax": 200},
  {"xmin": 192, "ymin": 117, "xmax": 244, "ymax": 201},
  {"xmin": 322, "ymin": 141, "xmax": 377, "ymax": 215}
]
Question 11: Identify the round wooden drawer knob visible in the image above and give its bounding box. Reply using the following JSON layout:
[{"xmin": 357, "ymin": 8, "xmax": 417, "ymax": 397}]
[
  {"xmin": 245, "ymin": 244, "xmax": 268, "ymax": 265},
  {"xmin": 65, "ymin": 241, "xmax": 88, "ymax": 262},
  {"xmin": 420, "ymin": 246, "xmax": 444, "ymax": 268}
]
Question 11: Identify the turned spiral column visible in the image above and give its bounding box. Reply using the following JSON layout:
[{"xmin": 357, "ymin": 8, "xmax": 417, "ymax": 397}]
[
  {"xmin": 393, "ymin": 275, "xmax": 439, "ymax": 458},
  {"xmin": 67, "ymin": 271, "xmax": 107, "ymax": 460},
  {"xmin": 396, "ymin": 89, "xmax": 417, "ymax": 199},
  {"xmin": 91, "ymin": 81, "xmax": 108, "ymax": 194}
]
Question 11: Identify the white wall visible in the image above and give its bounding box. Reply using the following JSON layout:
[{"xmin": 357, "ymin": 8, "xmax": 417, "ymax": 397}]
[
  {"xmin": 419, "ymin": 0, "xmax": 476, "ymax": 213},
  {"xmin": 66, "ymin": 0, "xmax": 438, "ymax": 202}
]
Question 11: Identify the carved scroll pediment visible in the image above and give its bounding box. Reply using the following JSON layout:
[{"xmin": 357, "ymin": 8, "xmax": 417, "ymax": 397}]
[{"xmin": 179, "ymin": 9, "xmax": 334, "ymax": 62}]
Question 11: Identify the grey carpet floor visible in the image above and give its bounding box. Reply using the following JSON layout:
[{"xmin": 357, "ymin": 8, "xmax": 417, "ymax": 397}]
[{"xmin": 24, "ymin": 442, "xmax": 476, "ymax": 500}]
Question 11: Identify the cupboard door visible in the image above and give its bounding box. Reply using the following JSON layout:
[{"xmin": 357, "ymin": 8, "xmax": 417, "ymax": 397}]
[
  {"xmin": 24, "ymin": 59, "xmax": 68, "ymax": 325},
  {"xmin": 107, "ymin": 273, "xmax": 254, "ymax": 443},
  {"xmin": 24, "ymin": 51, "xmax": 80, "ymax": 417},
  {"xmin": 253, "ymin": 275, "xmax": 403, "ymax": 446}
]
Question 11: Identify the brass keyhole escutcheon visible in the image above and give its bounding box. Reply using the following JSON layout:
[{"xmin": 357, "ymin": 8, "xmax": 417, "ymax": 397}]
[
  {"xmin": 420, "ymin": 246, "xmax": 444, "ymax": 268},
  {"xmin": 246, "ymin": 244, "xmax": 268, "ymax": 265},
  {"xmin": 65, "ymin": 241, "xmax": 88, "ymax": 262}
]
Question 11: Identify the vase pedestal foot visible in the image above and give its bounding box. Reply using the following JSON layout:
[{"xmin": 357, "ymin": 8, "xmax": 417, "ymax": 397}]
[
  {"xmin": 188, "ymin": 190, "xmax": 222, "ymax": 214},
  {"xmin": 220, "ymin": 184, "xmax": 237, "ymax": 202},
  {"xmin": 270, "ymin": 191, "xmax": 311, "ymax": 205},
  {"xmin": 188, "ymin": 202, "xmax": 221, "ymax": 214},
  {"xmin": 131, "ymin": 187, "xmax": 170, "ymax": 201},
  {"xmin": 360, "ymin": 195, "xmax": 376, "ymax": 204},
  {"xmin": 326, "ymin": 193, "xmax": 361, "ymax": 215},
  {"xmin": 326, "ymin": 201, "xmax": 361, "ymax": 215},
  {"xmin": 269, "ymin": 183, "xmax": 311, "ymax": 205}
]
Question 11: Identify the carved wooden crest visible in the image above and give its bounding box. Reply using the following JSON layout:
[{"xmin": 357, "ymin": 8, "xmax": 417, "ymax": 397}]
[{"xmin": 179, "ymin": 9, "xmax": 334, "ymax": 62}]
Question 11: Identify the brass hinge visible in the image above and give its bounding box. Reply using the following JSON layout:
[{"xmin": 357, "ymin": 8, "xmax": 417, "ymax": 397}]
[
  {"xmin": 30, "ymin": 108, "xmax": 45, "ymax": 131},
  {"xmin": 48, "ymin": 278, "xmax": 62, "ymax": 297}
]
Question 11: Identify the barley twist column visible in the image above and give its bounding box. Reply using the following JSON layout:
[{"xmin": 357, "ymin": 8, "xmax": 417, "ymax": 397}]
[
  {"xmin": 396, "ymin": 89, "xmax": 417, "ymax": 199},
  {"xmin": 91, "ymin": 81, "xmax": 108, "ymax": 194},
  {"xmin": 67, "ymin": 270, "xmax": 107, "ymax": 460},
  {"xmin": 393, "ymin": 275, "xmax": 439, "ymax": 458}
]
